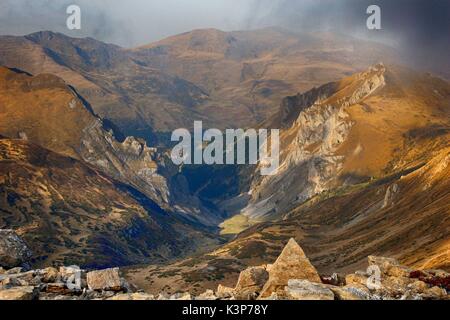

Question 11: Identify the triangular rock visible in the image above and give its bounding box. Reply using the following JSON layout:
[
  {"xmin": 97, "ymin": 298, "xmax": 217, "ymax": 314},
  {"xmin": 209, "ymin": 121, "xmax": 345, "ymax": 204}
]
[{"xmin": 259, "ymin": 238, "xmax": 321, "ymax": 298}]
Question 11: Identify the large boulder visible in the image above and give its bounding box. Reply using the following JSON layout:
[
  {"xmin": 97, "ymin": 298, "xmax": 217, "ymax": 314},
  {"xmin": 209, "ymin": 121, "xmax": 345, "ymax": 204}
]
[
  {"xmin": 0, "ymin": 230, "xmax": 32, "ymax": 268},
  {"xmin": 259, "ymin": 238, "xmax": 322, "ymax": 298},
  {"xmin": 234, "ymin": 266, "xmax": 269, "ymax": 299},
  {"xmin": 0, "ymin": 286, "xmax": 39, "ymax": 300},
  {"xmin": 285, "ymin": 280, "xmax": 334, "ymax": 300},
  {"xmin": 0, "ymin": 270, "xmax": 36, "ymax": 288},
  {"xmin": 44, "ymin": 283, "xmax": 75, "ymax": 295},
  {"xmin": 86, "ymin": 268, "xmax": 123, "ymax": 291}
]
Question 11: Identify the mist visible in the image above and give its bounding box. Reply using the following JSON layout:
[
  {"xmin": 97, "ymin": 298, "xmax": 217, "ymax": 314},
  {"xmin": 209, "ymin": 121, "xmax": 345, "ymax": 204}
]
[{"xmin": 0, "ymin": 0, "xmax": 448, "ymax": 73}]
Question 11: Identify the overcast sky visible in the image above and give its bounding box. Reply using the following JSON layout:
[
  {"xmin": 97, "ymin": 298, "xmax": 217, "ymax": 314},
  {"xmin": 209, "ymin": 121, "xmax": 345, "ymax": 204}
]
[{"xmin": 0, "ymin": 0, "xmax": 448, "ymax": 58}]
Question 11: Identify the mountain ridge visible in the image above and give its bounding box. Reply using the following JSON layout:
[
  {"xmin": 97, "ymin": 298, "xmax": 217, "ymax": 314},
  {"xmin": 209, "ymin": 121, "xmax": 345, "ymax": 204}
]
[{"xmin": 0, "ymin": 28, "xmax": 402, "ymax": 136}]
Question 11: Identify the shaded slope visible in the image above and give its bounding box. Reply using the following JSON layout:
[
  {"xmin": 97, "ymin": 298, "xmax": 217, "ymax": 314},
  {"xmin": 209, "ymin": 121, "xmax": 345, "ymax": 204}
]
[
  {"xmin": 0, "ymin": 66, "xmax": 171, "ymax": 206},
  {"xmin": 0, "ymin": 137, "xmax": 221, "ymax": 268}
]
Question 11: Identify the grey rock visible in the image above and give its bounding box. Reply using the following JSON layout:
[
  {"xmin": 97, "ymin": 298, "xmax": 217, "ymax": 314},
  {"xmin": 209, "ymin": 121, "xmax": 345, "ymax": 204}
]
[
  {"xmin": 0, "ymin": 230, "xmax": 32, "ymax": 268},
  {"xmin": 285, "ymin": 279, "xmax": 334, "ymax": 300},
  {"xmin": 0, "ymin": 286, "xmax": 39, "ymax": 300}
]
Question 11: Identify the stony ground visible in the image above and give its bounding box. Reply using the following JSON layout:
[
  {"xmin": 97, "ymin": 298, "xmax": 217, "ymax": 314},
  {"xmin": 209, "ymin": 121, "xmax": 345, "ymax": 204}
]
[{"xmin": 1, "ymin": 230, "xmax": 448, "ymax": 300}]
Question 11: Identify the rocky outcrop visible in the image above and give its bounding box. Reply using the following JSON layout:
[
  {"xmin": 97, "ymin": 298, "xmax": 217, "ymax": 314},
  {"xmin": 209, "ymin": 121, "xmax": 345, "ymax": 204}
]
[
  {"xmin": 86, "ymin": 268, "xmax": 123, "ymax": 291},
  {"xmin": 80, "ymin": 119, "xmax": 170, "ymax": 206},
  {"xmin": 0, "ymin": 286, "xmax": 39, "ymax": 300},
  {"xmin": 216, "ymin": 284, "xmax": 234, "ymax": 299},
  {"xmin": 241, "ymin": 64, "xmax": 387, "ymax": 221},
  {"xmin": 1, "ymin": 249, "xmax": 448, "ymax": 300},
  {"xmin": 259, "ymin": 238, "xmax": 322, "ymax": 297},
  {"xmin": 0, "ymin": 265, "xmax": 133, "ymax": 300},
  {"xmin": 342, "ymin": 257, "xmax": 449, "ymax": 300},
  {"xmin": 233, "ymin": 266, "xmax": 269, "ymax": 300},
  {"xmin": 223, "ymin": 239, "xmax": 448, "ymax": 301},
  {"xmin": 0, "ymin": 230, "xmax": 32, "ymax": 269},
  {"xmin": 382, "ymin": 184, "xmax": 400, "ymax": 208}
]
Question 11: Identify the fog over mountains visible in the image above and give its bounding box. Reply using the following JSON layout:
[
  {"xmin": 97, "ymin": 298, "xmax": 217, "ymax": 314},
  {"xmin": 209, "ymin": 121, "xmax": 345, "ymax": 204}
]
[
  {"xmin": 0, "ymin": 1, "xmax": 449, "ymax": 301},
  {"xmin": 1, "ymin": 1, "xmax": 448, "ymax": 78}
]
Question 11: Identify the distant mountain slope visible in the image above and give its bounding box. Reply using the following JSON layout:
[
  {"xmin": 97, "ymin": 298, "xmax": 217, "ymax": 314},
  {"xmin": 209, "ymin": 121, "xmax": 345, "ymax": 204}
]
[
  {"xmin": 0, "ymin": 136, "xmax": 221, "ymax": 268},
  {"xmin": 0, "ymin": 66, "xmax": 170, "ymax": 206},
  {"xmin": 0, "ymin": 31, "xmax": 208, "ymax": 138},
  {"xmin": 134, "ymin": 27, "xmax": 400, "ymax": 129},
  {"xmin": 0, "ymin": 28, "xmax": 400, "ymax": 136}
]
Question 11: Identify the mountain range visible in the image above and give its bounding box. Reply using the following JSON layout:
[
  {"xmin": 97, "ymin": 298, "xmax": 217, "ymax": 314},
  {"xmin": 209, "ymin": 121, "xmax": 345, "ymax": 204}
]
[{"xmin": 0, "ymin": 28, "xmax": 448, "ymax": 294}]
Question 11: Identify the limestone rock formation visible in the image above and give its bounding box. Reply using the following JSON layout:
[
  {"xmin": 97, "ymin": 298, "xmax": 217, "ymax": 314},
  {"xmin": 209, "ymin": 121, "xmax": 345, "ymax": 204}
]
[
  {"xmin": 86, "ymin": 268, "xmax": 123, "ymax": 291},
  {"xmin": 0, "ymin": 286, "xmax": 39, "ymax": 300},
  {"xmin": 0, "ymin": 252, "xmax": 449, "ymax": 300},
  {"xmin": 259, "ymin": 238, "xmax": 322, "ymax": 297},
  {"xmin": 234, "ymin": 266, "xmax": 269, "ymax": 299},
  {"xmin": 241, "ymin": 64, "xmax": 388, "ymax": 221},
  {"xmin": 285, "ymin": 280, "xmax": 335, "ymax": 300},
  {"xmin": 328, "ymin": 285, "xmax": 371, "ymax": 300},
  {"xmin": 107, "ymin": 293, "xmax": 155, "ymax": 300}
]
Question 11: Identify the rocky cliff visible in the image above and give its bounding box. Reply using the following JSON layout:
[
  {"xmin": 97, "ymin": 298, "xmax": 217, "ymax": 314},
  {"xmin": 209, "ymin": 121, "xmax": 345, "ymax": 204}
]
[
  {"xmin": 0, "ymin": 67, "xmax": 170, "ymax": 206},
  {"xmin": 238, "ymin": 63, "xmax": 450, "ymax": 221}
]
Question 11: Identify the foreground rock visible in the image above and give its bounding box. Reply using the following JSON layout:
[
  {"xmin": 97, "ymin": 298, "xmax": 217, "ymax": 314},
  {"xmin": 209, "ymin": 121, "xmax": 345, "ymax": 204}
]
[
  {"xmin": 222, "ymin": 240, "xmax": 449, "ymax": 301},
  {"xmin": 0, "ymin": 238, "xmax": 448, "ymax": 300},
  {"xmin": 259, "ymin": 238, "xmax": 322, "ymax": 298},
  {"xmin": 0, "ymin": 286, "xmax": 39, "ymax": 300},
  {"xmin": 234, "ymin": 266, "xmax": 269, "ymax": 299},
  {"xmin": 107, "ymin": 293, "xmax": 155, "ymax": 300},
  {"xmin": 87, "ymin": 268, "xmax": 122, "ymax": 291},
  {"xmin": 343, "ymin": 256, "xmax": 449, "ymax": 300},
  {"xmin": 285, "ymin": 280, "xmax": 334, "ymax": 300},
  {"xmin": 216, "ymin": 284, "xmax": 235, "ymax": 299},
  {"xmin": 0, "ymin": 265, "xmax": 134, "ymax": 300},
  {"xmin": 0, "ymin": 230, "xmax": 32, "ymax": 269}
]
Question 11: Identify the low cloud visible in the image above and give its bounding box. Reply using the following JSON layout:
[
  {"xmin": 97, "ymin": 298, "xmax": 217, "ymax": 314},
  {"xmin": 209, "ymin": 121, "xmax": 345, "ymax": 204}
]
[{"xmin": 0, "ymin": 0, "xmax": 448, "ymax": 71}]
